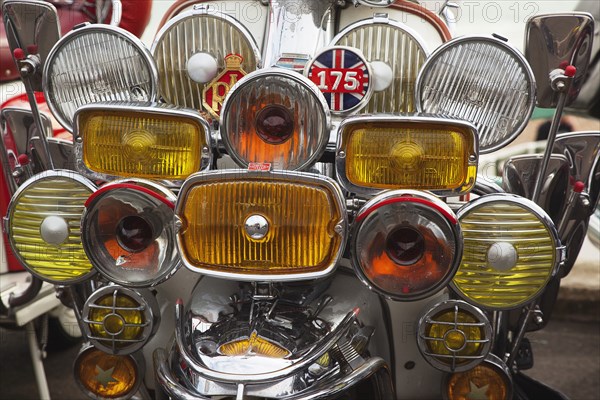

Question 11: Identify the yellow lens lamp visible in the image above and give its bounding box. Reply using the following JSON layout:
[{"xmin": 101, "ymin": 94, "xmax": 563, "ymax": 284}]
[{"xmin": 443, "ymin": 354, "xmax": 513, "ymax": 400}]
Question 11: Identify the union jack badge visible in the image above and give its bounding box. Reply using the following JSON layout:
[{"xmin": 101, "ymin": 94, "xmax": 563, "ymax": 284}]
[{"xmin": 305, "ymin": 46, "xmax": 372, "ymax": 114}]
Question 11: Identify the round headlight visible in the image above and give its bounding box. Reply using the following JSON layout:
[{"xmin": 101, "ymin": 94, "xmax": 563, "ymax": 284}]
[
  {"xmin": 351, "ymin": 190, "xmax": 462, "ymax": 301},
  {"xmin": 81, "ymin": 179, "xmax": 179, "ymax": 287},
  {"xmin": 43, "ymin": 24, "xmax": 158, "ymax": 132},
  {"xmin": 152, "ymin": 7, "xmax": 261, "ymax": 116},
  {"xmin": 416, "ymin": 35, "xmax": 535, "ymax": 153},
  {"xmin": 418, "ymin": 300, "xmax": 492, "ymax": 372},
  {"xmin": 452, "ymin": 194, "xmax": 563, "ymax": 310},
  {"xmin": 82, "ymin": 285, "xmax": 160, "ymax": 355},
  {"xmin": 444, "ymin": 354, "xmax": 513, "ymax": 400},
  {"xmin": 220, "ymin": 68, "xmax": 331, "ymax": 171},
  {"xmin": 6, "ymin": 170, "xmax": 96, "ymax": 284}
]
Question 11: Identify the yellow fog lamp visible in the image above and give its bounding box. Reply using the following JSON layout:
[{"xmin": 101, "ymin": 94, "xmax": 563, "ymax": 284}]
[
  {"xmin": 74, "ymin": 345, "xmax": 142, "ymax": 399},
  {"xmin": 6, "ymin": 170, "xmax": 96, "ymax": 284},
  {"xmin": 336, "ymin": 115, "xmax": 478, "ymax": 196},
  {"xmin": 175, "ymin": 170, "xmax": 346, "ymax": 281},
  {"xmin": 351, "ymin": 190, "xmax": 462, "ymax": 300},
  {"xmin": 418, "ymin": 300, "xmax": 492, "ymax": 372},
  {"xmin": 444, "ymin": 354, "xmax": 513, "ymax": 400},
  {"xmin": 416, "ymin": 35, "xmax": 536, "ymax": 153},
  {"xmin": 452, "ymin": 194, "xmax": 563, "ymax": 310},
  {"xmin": 220, "ymin": 68, "xmax": 331, "ymax": 171},
  {"xmin": 82, "ymin": 285, "xmax": 159, "ymax": 355},
  {"xmin": 218, "ymin": 331, "xmax": 291, "ymax": 359},
  {"xmin": 43, "ymin": 24, "xmax": 158, "ymax": 132},
  {"xmin": 74, "ymin": 102, "xmax": 211, "ymax": 183},
  {"xmin": 81, "ymin": 179, "xmax": 180, "ymax": 287}
]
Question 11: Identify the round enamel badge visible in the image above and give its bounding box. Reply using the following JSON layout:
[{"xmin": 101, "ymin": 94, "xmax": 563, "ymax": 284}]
[{"xmin": 305, "ymin": 46, "xmax": 372, "ymax": 114}]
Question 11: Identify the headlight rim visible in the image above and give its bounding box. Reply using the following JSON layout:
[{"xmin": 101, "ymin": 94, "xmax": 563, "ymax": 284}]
[
  {"xmin": 175, "ymin": 169, "xmax": 347, "ymax": 282},
  {"xmin": 219, "ymin": 68, "xmax": 332, "ymax": 171},
  {"xmin": 415, "ymin": 34, "xmax": 536, "ymax": 154},
  {"xmin": 43, "ymin": 23, "xmax": 159, "ymax": 133},
  {"xmin": 335, "ymin": 113, "xmax": 479, "ymax": 197}
]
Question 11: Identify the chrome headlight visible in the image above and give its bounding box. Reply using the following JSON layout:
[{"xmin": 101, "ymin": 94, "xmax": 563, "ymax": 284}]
[
  {"xmin": 43, "ymin": 24, "xmax": 158, "ymax": 132},
  {"xmin": 416, "ymin": 35, "xmax": 536, "ymax": 153},
  {"xmin": 220, "ymin": 68, "xmax": 330, "ymax": 171},
  {"xmin": 333, "ymin": 17, "xmax": 429, "ymax": 113},
  {"xmin": 418, "ymin": 300, "xmax": 492, "ymax": 372},
  {"xmin": 81, "ymin": 180, "xmax": 180, "ymax": 287},
  {"xmin": 152, "ymin": 7, "xmax": 261, "ymax": 117},
  {"xmin": 82, "ymin": 285, "xmax": 160, "ymax": 355},
  {"xmin": 336, "ymin": 115, "xmax": 478, "ymax": 196},
  {"xmin": 6, "ymin": 170, "xmax": 96, "ymax": 284},
  {"xmin": 351, "ymin": 190, "xmax": 462, "ymax": 301},
  {"xmin": 175, "ymin": 170, "xmax": 346, "ymax": 281},
  {"xmin": 73, "ymin": 102, "xmax": 211, "ymax": 184},
  {"xmin": 452, "ymin": 194, "xmax": 563, "ymax": 310}
]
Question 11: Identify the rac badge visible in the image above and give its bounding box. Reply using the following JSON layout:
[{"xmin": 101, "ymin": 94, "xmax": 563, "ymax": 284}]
[{"xmin": 202, "ymin": 54, "xmax": 247, "ymax": 119}]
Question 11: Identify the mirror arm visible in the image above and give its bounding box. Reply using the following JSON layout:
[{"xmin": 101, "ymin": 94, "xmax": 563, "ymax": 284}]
[
  {"xmin": 14, "ymin": 50, "xmax": 55, "ymax": 170},
  {"xmin": 531, "ymin": 66, "xmax": 576, "ymax": 204}
]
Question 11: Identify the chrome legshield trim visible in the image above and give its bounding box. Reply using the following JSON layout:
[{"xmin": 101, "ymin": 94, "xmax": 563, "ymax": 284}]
[
  {"xmin": 174, "ymin": 300, "xmax": 358, "ymax": 384},
  {"xmin": 154, "ymin": 348, "xmax": 211, "ymax": 400}
]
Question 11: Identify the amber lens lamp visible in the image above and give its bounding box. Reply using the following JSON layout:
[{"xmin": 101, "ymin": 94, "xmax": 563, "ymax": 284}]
[
  {"xmin": 218, "ymin": 331, "xmax": 291, "ymax": 359},
  {"xmin": 82, "ymin": 285, "xmax": 159, "ymax": 355},
  {"xmin": 175, "ymin": 170, "xmax": 346, "ymax": 281},
  {"xmin": 74, "ymin": 346, "xmax": 141, "ymax": 399},
  {"xmin": 220, "ymin": 68, "xmax": 330, "ymax": 171},
  {"xmin": 418, "ymin": 300, "xmax": 492, "ymax": 372},
  {"xmin": 351, "ymin": 190, "xmax": 462, "ymax": 301},
  {"xmin": 336, "ymin": 116, "xmax": 478, "ymax": 196},
  {"xmin": 74, "ymin": 102, "xmax": 211, "ymax": 182},
  {"xmin": 81, "ymin": 180, "xmax": 180, "ymax": 287},
  {"xmin": 444, "ymin": 354, "xmax": 513, "ymax": 400},
  {"xmin": 6, "ymin": 171, "xmax": 96, "ymax": 284},
  {"xmin": 452, "ymin": 194, "xmax": 562, "ymax": 310}
]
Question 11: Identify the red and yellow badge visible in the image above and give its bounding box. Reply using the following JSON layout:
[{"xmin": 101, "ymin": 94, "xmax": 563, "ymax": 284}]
[{"xmin": 202, "ymin": 54, "xmax": 247, "ymax": 119}]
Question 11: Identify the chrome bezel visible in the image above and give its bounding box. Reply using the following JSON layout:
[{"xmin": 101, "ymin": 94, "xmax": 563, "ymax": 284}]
[
  {"xmin": 73, "ymin": 101, "xmax": 212, "ymax": 187},
  {"xmin": 81, "ymin": 178, "xmax": 181, "ymax": 288},
  {"xmin": 219, "ymin": 68, "xmax": 332, "ymax": 171},
  {"xmin": 350, "ymin": 189, "xmax": 463, "ymax": 301},
  {"xmin": 442, "ymin": 353, "xmax": 513, "ymax": 400},
  {"xmin": 417, "ymin": 299, "xmax": 493, "ymax": 373},
  {"xmin": 451, "ymin": 193, "xmax": 564, "ymax": 311},
  {"xmin": 175, "ymin": 169, "xmax": 347, "ymax": 282},
  {"xmin": 335, "ymin": 113, "xmax": 479, "ymax": 196},
  {"xmin": 73, "ymin": 342, "xmax": 145, "ymax": 400},
  {"xmin": 81, "ymin": 285, "xmax": 160, "ymax": 356},
  {"xmin": 415, "ymin": 35, "xmax": 536, "ymax": 154},
  {"xmin": 6, "ymin": 170, "xmax": 97, "ymax": 284},
  {"xmin": 303, "ymin": 45, "xmax": 374, "ymax": 116},
  {"xmin": 43, "ymin": 24, "xmax": 158, "ymax": 133},
  {"xmin": 151, "ymin": 6, "xmax": 262, "ymax": 70}
]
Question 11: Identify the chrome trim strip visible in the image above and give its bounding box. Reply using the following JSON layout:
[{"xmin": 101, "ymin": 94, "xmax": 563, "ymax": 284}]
[
  {"xmin": 73, "ymin": 101, "xmax": 212, "ymax": 187},
  {"xmin": 175, "ymin": 169, "xmax": 347, "ymax": 282},
  {"xmin": 174, "ymin": 300, "xmax": 358, "ymax": 384},
  {"xmin": 154, "ymin": 348, "xmax": 211, "ymax": 400},
  {"xmin": 335, "ymin": 113, "xmax": 479, "ymax": 197},
  {"xmin": 42, "ymin": 24, "xmax": 158, "ymax": 133}
]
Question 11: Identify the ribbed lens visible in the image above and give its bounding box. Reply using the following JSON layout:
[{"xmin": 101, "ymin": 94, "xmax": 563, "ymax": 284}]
[
  {"xmin": 152, "ymin": 10, "xmax": 259, "ymax": 110},
  {"xmin": 337, "ymin": 118, "xmax": 478, "ymax": 196},
  {"xmin": 334, "ymin": 20, "xmax": 427, "ymax": 113},
  {"xmin": 177, "ymin": 171, "xmax": 346, "ymax": 279},
  {"xmin": 416, "ymin": 37, "xmax": 535, "ymax": 153},
  {"xmin": 76, "ymin": 104, "xmax": 208, "ymax": 180},
  {"xmin": 44, "ymin": 26, "xmax": 157, "ymax": 132},
  {"xmin": 221, "ymin": 69, "xmax": 330, "ymax": 170},
  {"xmin": 454, "ymin": 196, "xmax": 559, "ymax": 310},
  {"xmin": 7, "ymin": 172, "xmax": 96, "ymax": 283},
  {"xmin": 219, "ymin": 333, "xmax": 291, "ymax": 359}
]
